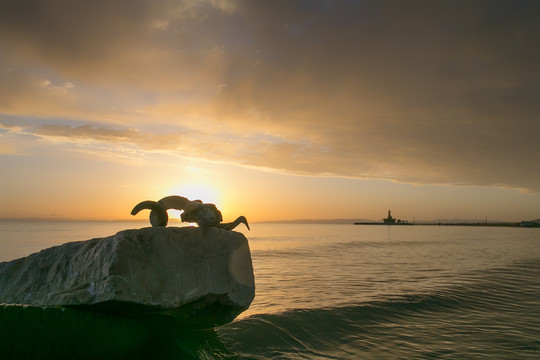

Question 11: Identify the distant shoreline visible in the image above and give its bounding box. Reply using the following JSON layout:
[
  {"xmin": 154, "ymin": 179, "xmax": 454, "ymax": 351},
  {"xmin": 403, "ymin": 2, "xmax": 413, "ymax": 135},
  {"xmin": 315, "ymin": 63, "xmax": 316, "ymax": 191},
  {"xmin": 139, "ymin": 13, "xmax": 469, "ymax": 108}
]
[
  {"xmin": 260, "ymin": 218, "xmax": 539, "ymax": 227},
  {"xmin": 353, "ymin": 221, "xmax": 530, "ymax": 227}
]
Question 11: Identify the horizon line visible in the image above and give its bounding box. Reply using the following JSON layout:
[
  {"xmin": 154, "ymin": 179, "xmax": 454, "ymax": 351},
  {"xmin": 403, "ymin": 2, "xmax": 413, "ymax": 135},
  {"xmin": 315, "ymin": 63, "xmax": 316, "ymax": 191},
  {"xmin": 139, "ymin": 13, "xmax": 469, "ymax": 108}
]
[{"xmin": 0, "ymin": 217, "xmax": 537, "ymax": 224}]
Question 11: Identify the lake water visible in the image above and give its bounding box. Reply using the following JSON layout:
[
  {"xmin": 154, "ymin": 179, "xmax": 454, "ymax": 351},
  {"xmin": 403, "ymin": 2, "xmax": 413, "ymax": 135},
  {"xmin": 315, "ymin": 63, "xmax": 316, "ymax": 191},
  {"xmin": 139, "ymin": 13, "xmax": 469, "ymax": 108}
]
[{"xmin": 1, "ymin": 221, "xmax": 540, "ymax": 359}]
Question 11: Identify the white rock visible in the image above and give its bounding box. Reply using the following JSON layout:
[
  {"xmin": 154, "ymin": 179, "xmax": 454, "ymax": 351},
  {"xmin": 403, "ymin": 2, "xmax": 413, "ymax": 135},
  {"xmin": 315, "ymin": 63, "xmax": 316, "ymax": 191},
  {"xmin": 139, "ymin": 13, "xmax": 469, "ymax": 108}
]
[{"xmin": 0, "ymin": 227, "xmax": 255, "ymax": 315}]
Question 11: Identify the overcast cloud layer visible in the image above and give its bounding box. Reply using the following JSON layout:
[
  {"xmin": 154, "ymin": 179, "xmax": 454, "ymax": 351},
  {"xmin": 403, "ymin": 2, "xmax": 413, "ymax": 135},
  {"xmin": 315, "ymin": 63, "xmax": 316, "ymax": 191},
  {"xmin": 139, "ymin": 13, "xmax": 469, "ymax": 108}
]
[{"xmin": 1, "ymin": 0, "xmax": 539, "ymax": 191}]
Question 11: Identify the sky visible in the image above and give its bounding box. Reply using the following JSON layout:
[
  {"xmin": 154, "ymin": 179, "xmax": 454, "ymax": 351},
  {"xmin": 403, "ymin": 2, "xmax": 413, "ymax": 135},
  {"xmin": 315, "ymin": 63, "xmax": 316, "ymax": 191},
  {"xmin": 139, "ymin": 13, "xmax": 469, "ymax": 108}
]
[{"xmin": 1, "ymin": 0, "xmax": 540, "ymax": 222}]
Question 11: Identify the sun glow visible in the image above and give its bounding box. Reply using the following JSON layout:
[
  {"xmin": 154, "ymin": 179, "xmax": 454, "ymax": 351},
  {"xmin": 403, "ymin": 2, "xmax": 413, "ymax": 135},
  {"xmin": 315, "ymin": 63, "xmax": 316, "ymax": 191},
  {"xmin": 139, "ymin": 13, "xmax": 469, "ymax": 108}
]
[{"xmin": 165, "ymin": 183, "xmax": 222, "ymax": 207}]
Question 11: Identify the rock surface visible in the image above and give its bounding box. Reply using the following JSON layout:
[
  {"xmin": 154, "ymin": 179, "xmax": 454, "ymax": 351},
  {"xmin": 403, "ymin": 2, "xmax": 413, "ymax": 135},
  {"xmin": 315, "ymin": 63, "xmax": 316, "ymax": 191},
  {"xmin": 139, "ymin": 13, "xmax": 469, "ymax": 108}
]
[{"xmin": 0, "ymin": 227, "xmax": 255, "ymax": 321}]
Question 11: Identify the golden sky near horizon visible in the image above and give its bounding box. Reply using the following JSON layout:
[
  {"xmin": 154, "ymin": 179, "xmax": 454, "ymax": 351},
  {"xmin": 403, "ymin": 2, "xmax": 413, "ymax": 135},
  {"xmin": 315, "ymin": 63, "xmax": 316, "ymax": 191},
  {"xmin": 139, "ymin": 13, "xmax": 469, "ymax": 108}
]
[{"xmin": 1, "ymin": 0, "xmax": 540, "ymax": 222}]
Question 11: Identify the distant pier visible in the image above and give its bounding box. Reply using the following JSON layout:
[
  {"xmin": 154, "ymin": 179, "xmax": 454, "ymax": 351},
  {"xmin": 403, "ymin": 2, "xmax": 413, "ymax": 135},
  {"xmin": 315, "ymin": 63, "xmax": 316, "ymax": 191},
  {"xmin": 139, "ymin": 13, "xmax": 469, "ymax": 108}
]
[
  {"xmin": 354, "ymin": 210, "xmax": 536, "ymax": 227},
  {"xmin": 354, "ymin": 222, "xmax": 413, "ymax": 226},
  {"xmin": 353, "ymin": 222, "xmax": 523, "ymax": 227}
]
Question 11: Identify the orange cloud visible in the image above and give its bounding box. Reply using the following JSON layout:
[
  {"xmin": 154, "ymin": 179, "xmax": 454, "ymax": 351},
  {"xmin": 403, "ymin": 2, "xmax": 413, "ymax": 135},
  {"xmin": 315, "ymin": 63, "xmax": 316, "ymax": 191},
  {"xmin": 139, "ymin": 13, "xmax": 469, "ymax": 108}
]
[{"xmin": 1, "ymin": 0, "xmax": 539, "ymax": 192}]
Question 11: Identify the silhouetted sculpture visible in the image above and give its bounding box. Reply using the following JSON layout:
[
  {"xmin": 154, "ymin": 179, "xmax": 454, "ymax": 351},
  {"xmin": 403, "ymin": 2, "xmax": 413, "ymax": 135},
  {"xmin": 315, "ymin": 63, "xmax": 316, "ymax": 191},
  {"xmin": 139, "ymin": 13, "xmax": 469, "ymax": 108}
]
[{"xmin": 131, "ymin": 195, "xmax": 249, "ymax": 231}]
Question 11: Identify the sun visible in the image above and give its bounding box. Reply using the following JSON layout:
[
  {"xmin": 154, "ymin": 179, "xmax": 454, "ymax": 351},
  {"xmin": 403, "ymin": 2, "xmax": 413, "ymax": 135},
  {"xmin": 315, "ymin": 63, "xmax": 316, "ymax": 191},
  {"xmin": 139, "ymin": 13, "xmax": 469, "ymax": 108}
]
[{"xmin": 165, "ymin": 183, "xmax": 222, "ymax": 206}]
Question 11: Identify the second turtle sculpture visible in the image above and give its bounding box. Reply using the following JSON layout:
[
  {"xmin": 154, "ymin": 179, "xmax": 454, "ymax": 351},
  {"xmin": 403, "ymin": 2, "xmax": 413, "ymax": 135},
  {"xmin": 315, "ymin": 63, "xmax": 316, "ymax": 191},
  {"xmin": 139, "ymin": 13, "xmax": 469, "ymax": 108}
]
[{"xmin": 131, "ymin": 195, "xmax": 250, "ymax": 232}]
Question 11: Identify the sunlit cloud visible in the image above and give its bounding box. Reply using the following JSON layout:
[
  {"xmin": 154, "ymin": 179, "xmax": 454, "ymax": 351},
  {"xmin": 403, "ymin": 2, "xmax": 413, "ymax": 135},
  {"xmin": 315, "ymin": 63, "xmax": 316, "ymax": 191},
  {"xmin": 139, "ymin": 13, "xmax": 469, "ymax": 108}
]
[{"xmin": 1, "ymin": 0, "xmax": 539, "ymax": 194}]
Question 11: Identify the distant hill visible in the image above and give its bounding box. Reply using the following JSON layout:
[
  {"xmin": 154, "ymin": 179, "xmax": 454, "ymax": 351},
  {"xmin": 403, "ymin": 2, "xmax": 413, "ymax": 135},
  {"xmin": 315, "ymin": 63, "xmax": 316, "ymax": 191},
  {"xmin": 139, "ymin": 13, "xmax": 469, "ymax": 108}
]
[
  {"xmin": 264, "ymin": 218, "xmax": 507, "ymax": 225},
  {"xmin": 260, "ymin": 219, "xmax": 369, "ymax": 225}
]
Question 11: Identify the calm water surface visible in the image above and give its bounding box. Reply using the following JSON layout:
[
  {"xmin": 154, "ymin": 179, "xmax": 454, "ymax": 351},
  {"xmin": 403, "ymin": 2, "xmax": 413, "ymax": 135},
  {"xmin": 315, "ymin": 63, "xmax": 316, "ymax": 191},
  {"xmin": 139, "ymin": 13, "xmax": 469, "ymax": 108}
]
[{"xmin": 1, "ymin": 221, "xmax": 539, "ymax": 359}]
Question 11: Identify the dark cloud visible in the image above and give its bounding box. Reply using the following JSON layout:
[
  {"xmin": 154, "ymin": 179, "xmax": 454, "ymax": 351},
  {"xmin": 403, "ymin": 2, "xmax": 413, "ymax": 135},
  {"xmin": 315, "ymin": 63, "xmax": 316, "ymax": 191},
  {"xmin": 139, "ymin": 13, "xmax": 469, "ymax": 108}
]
[
  {"xmin": 0, "ymin": 0, "xmax": 234, "ymax": 88},
  {"xmin": 212, "ymin": 0, "xmax": 540, "ymax": 190},
  {"xmin": 1, "ymin": 0, "xmax": 540, "ymax": 191}
]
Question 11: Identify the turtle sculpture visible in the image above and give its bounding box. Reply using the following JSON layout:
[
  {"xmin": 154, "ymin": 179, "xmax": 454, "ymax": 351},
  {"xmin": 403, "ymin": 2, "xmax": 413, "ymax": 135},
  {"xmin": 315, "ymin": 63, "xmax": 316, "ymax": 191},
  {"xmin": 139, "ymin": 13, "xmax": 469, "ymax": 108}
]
[{"xmin": 131, "ymin": 195, "xmax": 249, "ymax": 232}]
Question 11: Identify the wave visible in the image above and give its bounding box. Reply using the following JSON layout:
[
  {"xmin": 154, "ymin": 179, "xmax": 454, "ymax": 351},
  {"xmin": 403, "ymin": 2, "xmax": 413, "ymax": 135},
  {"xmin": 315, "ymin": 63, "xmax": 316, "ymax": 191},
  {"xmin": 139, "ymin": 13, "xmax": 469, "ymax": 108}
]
[{"xmin": 218, "ymin": 259, "xmax": 540, "ymax": 359}]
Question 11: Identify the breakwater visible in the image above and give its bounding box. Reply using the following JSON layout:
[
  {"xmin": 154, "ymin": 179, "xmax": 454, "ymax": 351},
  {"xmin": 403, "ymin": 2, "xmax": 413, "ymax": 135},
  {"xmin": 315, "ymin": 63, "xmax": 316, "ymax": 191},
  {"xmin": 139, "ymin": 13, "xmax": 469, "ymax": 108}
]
[{"xmin": 354, "ymin": 222, "xmax": 528, "ymax": 227}]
